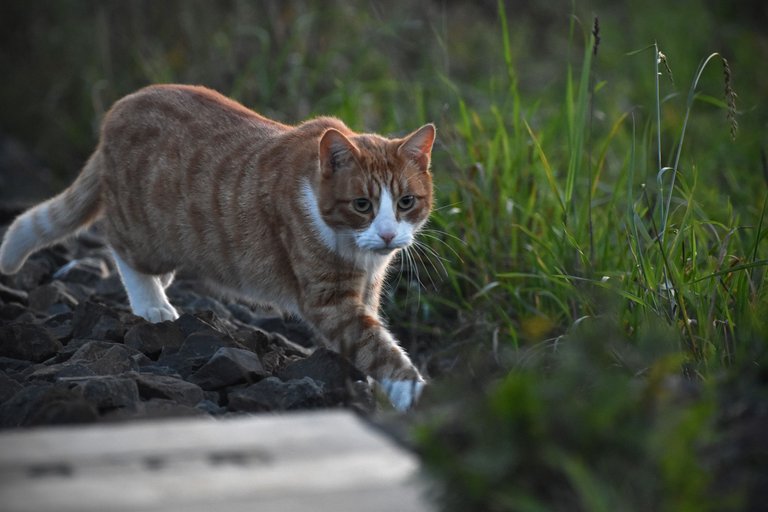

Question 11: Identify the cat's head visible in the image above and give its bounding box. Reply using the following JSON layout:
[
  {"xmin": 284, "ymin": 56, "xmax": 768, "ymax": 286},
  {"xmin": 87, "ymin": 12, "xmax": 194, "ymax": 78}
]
[{"xmin": 316, "ymin": 124, "xmax": 435, "ymax": 257}]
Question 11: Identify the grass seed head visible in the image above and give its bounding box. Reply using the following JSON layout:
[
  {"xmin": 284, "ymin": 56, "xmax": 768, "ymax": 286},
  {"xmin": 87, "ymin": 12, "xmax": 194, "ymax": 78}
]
[{"xmin": 722, "ymin": 57, "xmax": 738, "ymax": 141}]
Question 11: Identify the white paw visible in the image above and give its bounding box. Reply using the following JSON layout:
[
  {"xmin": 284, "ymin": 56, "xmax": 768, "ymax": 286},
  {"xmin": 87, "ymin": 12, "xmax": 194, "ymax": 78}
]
[
  {"xmin": 380, "ymin": 379, "xmax": 425, "ymax": 412},
  {"xmin": 136, "ymin": 304, "xmax": 179, "ymax": 323}
]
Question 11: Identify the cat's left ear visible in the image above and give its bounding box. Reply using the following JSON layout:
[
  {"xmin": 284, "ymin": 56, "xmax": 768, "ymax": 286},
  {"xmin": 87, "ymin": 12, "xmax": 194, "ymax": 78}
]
[
  {"xmin": 398, "ymin": 124, "xmax": 436, "ymax": 172},
  {"xmin": 319, "ymin": 128, "xmax": 359, "ymax": 179}
]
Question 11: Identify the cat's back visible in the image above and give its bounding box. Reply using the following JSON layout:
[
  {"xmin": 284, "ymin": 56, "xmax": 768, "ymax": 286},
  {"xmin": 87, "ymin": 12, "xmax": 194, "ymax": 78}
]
[{"xmin": 102, "ymin": 84, "xmax": 288, "ymax": 144}]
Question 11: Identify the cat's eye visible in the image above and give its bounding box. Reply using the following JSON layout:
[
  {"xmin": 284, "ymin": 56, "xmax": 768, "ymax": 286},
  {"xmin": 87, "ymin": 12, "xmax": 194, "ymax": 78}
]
[
  {"xmin": 353, "ymin": 198, "xmax": 372, "ymax": 213},
  {"xmin": 397, "ymin": 195, "xmax": 416, "ymax": 211}
]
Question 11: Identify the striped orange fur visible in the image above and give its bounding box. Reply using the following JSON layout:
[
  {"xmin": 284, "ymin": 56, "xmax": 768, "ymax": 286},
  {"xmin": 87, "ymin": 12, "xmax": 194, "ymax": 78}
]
[{"xmin": 0, "ymin": 84, "xmax": 435, "ymax": 410}]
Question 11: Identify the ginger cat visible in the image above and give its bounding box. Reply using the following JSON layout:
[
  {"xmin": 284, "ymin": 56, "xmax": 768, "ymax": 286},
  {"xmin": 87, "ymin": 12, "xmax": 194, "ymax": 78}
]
[{"xmin": 0, "ymin": 84, "xmax": 435, "ymax": 410}]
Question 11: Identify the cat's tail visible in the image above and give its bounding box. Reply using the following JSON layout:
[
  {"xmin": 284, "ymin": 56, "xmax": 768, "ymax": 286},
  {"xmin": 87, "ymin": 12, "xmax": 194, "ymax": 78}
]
[{"xmin": 0, "ymin": 149, "xmax": 104, "ymax": 274}]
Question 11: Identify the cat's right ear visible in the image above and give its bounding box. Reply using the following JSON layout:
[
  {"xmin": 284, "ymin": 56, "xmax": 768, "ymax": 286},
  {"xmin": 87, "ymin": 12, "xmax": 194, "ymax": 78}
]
[{"xmin": 319, "ymin": 128, "xmax": 359, "ymax": 179}]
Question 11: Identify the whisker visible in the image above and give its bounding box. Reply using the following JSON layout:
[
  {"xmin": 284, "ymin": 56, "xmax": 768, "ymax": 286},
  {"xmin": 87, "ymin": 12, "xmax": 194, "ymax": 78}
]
[
  {"xmin": 431, "ymin": 201, "xmax": 463, "ymax": 212},
  {"xmin": 391, "ymin": 248, "xmax": 406, "ymax": 297},
  {"xmin": 417, "ymin": 249, "xmax": 444, "ymax": 289},
  {"xmin": 413, "ymin": 240, "xmax": 448, "ymax": 279},
  {"xmin": 414, "ymin": 235, "xmax": 453, "ymax": 262},
  {"xmin": 417, "ymin": 233, "xmax": 465, "ymax": 262},
  {"xmin": 402, "ymin": 246, "xmax": 421, "ymax": 306},
  {"xmin": 420, "ymin": 227, "xmax": 467, "ymax": 246}
]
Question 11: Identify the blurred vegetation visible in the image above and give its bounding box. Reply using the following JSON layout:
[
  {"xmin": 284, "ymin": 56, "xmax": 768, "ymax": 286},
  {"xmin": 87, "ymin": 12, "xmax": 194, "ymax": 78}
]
[{"xmin": 1, "ymin": 0, "xmax": 767, "ymax": 509}]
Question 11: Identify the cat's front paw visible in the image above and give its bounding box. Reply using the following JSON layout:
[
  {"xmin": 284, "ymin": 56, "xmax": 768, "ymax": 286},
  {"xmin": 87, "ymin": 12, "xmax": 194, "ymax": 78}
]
[
  {"xmin": 136, "ymin": 304, "xmax": 180, "ymax": 323},
  {"xmin": 380, "ymin": 378, "xmax": 425, "ymax": 411}
]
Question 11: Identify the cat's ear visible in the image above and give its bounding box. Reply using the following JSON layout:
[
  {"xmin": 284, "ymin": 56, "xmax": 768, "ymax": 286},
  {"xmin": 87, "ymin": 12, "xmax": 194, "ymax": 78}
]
[
  {"xmin": 319, "ymin": 128, "xmax": 359, "ymax": 179},
  {"xmin": 398, "ymin": 124, "xmax": 436, "ymax": 172}
]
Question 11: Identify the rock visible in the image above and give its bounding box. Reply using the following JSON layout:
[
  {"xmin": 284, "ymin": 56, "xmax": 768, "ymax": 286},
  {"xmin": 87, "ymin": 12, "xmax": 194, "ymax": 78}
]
[
  {"xmin": 186, "ymin": 296, "xmax": 233, "ymax": 320},
  {"xmin": 0, "ymin": 383, "xmax": 99, "ymax": 428},
  {"xmin": 0, "ymin": 282, "xmax": 27, "ymax": 304},
  {"xmin": 137, "ymin": 398, "xmax": 205, "ymax": 419},
  {"xmin": 173, "ymin": 313, "xmax": 222, "ymax": 338},
  {"xmin": 231, "ymin": 327, "xmax": 272, "ymax": 353},
  {"xmin": 41, "ymin": 312, "xmax": 74, "ymax": 343},
  {"xmin": 131, "ymin": 372, "xmax": 205, "ymax": 407},
  {"xmin": 136, "ymin": 363, "xmax": 183, "ymax": 378},
  {"xmin": 63, "ymin": 376, "xmax": 140, "ymax": 411},
  {"xmin": 68, "ymin": 340, "xmax": 147, "ymax": 375},
  {"xmin": 93, "ymin": 275, "xmax": 127, "ymax": 301},
  {"xmin": 278, "ymin": 348, "xmax": 366, "ymax": 390},
  {"xmin": 188, "ymin": 347, "xmax": 268, "ymax": 390},
  {"xmin": 0, "ymin": 370, "xmax": 22, "ymax": 403},
  {"xmin": 157, "ymin": 331, "xmax": 236, "ymax": 378},
  {"xmin": 0, "ymin": 323, "xmax": 63, "ymax": 362},
  {"xmin": 71, "ymin": 301, "xmax": 125, "ymax": 341},
  {"xmin": 235, "ymin": 328, "xmax": 310, "ymax": 374},
  {"xmin": 27, "ymin": 281, "xmax": 80, "ymax": 314},
  {"xmin": 195, "ymin": 399, "xmax": 227, "ymax": 415},
  {"xmin": 124, "ymin": 321, "xmax": 185, "ymax": 358},
  {"xmin": 0, "ymin": 302, "xmax": 31, "ymax": 321},
  {"xmin": 238, "ymin": 328, "xmax": 312, "ymax": 359},
  {"xmin": 44, "ymin": 338, "xmax": 89, "ymax": 364},
  {"xmin": 0, "ymin": 356, "xmax": 33, "ymax": 375},
  {"xmin": 52, "ymin": 257, "xmax": 110, "ymax": 287},
  {"xmin": 227, "ymin": 376, "xmax": 327, "ymax": 412},
  {"xmin": 256, "ymin": 316, "xmax": 317, "ymax": 348},
  {"xmin": 26, "ymin": 362, "xmax": 97, "ymax": 382},
  {"xmin": 5, "ymin": 255, "xmax": 54, "ymax": 291},
  {"xmin": 101, "ymin": 398, "xmax": 205, "ymax": 423},
  {"xmin": 348, "ymin": 380, "xmax": 376, "ymax": 414}
]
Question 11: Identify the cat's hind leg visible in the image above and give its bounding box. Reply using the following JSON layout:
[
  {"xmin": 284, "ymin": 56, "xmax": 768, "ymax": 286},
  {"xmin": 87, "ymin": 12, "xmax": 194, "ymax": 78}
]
[{"xmin": 111, "ymin": 249, "xmax": 179, "ymax": 322}]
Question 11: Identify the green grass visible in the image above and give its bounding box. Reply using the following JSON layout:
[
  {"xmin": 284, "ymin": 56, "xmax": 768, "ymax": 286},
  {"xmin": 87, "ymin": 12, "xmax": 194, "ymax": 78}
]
[{"xmin": 1, "ymin": 1, "xmax": 767, "ymax": 509}]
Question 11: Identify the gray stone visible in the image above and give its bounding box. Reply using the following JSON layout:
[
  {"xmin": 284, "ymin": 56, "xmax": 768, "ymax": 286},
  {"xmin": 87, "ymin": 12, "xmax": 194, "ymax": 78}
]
[
  {"xmin": 6, "ymin": 256, "xmax": 54, "ymax": 291},
  {"xmin": 131, "ymin": 372, "xmax": 204, "ymax": 407},
  {"xmin": 186, "ymin": 297, "xmax": 232, "ymax": 320},
  {"xmin": 71, "ymin": 301, "xmax": 125, "ymax": 342},
  {"xmin": 173, "ymin": 313, "xmax": 221, "ymax": 338},
  {"xmin": 0, "ymin": 282, "xmax": 27, "ymax": 304},
  {"xmin": 157, "ymin": 331, "xmax": 236, "ymax": 378},
  {"xmin": 278, "ymin": 348, "xmax": 366, "ymax": 390},
  {"xmin": 53, "ymin": 257, "xmax": 109, "ymax": 287},
  {"xmin": 188, "ymin": 347, "xmax": 268, "ymax": 390},
  {"xmin": 237, "ymin": 328, "xmax": 312, "ymax": 359},
  {"xmin": 0, "ymin": 383, "xmax": 99, "ymax": 428},
  {"xmin": 0, "ymin": 356, "xmax": 33, "ymax": 375},
  {"xmin": 102, "ymin": 398, "xmax": 204, "ymax": 422},
  {"xmin": 0, "ymin": 322, "xmax": 63, "ymax": 362},
  {"xmin": 44, "ymin": 338, "xmax": 88, "ymax": 364},
  {"xmin": 227, "ymin": 376, "xmax": 326, "ymax": 412},
  {"xmin": 93, "ymin": 275, "xmax": 126, "ymax": 301},
  {"xmin": 124, "ymin": 321, "xmax": 185, "ymax": 358},
  {"xmin": 195, "ymin": 399, "xmax": 227, "ymax": 415},
  {"xmin": 0, "ymin": 370, "xmax": 22, "ymax": 403},
  {"xmin": 63, "ymin": 375, "xmax": 140, "ymax": 411},
  {"xmin": 255, "ymin": 316, "xmax": 316, "ymax": 348},
  {"xmin": 0, "ymin": 302, "xmax": 28, "ymax": 321},
  {"xmin": 41, "ymin": 312, "xmax": 73, "ymax": 343},
  {"xmin": 138, "ymin": 398, "xmax": 206, "ymax": 419},
  {"xmin": 27, "ymin": 281, "xmax": 79, "ymax": 313},
  {"xmin": 26, "ymin": 362, "xmax": 97, "ymax": 382},
  {"xmin": 68, "ymin": 340, "xmax": 147, "ymax": 375}
]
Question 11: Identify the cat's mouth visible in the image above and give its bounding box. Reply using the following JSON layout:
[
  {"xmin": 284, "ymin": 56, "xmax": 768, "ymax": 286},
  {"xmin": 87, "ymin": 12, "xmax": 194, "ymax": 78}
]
[{"xmin": 372, "ymin": 246, "xmax": 398, "ymax": 255}]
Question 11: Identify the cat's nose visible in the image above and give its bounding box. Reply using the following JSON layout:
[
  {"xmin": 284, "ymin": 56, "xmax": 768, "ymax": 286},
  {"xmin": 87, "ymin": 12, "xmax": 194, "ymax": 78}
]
[{"xmin": 379, "ymin": 232, "xmax": 395, "ymax": 245}]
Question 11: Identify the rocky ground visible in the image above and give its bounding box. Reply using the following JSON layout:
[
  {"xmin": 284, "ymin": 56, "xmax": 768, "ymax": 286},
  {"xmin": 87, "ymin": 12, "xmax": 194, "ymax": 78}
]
[{"xmin": 0, "ymin": 220, "xmax": 387, "ymax": 429}]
